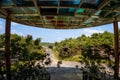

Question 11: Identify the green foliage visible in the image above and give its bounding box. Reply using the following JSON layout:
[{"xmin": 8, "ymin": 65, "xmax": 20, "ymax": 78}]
[
  {"xmin": 0, "ymin": 34, "xmax": 5, "ymax": 49},
  {"xmin": 25, "ymin": 35, "xmax": 33, "ymax": 45},
  {"xmin": 0, "ymin": 34, "xmax": 51, "ymax": 79},
  {"xmin": 54, "ymin": 30, "xmax": 116, "ymax": 75},
  {"xmin": 34, "ymin": 38, "xmax": 41, "ymax": 46},
  {"xmin": 11, "ymin": 61, "xmax": 50, "ymax": 80},
  {"xmin": 4, "ymin": 34, "xmax": 46, "ymax": 62},
  {"xmin": 29, "ymin": 50, "xmax": 45, "ymax": 60},
  {"xmin": 0, "ymin": 33, "xmax": 47, "ymax": 60},
  {"xmin": 55, "ymin": 31, "xmax": 114, "ymax": 63},
  {"xmin": 41, "ymin": 42, "xmax": 54, "ymax": 46}
]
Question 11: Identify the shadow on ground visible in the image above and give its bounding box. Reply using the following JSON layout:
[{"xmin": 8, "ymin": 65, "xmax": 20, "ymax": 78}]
[
  {"xmin": 47, "ymin": 67, "xmax": 117, "ymax": 80},
  {"xmin": 47, "ymin": 67, "xmax": 83, "ymax": 80}
]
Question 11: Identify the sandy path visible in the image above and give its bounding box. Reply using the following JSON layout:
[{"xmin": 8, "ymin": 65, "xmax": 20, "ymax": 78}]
[
  {"xmin": 44, "ymin": 46, "xmax": 84, "ymax": 67},
  {"xmin": 44, "ymin": 47, "xmax": 83, "ymax": 80}
]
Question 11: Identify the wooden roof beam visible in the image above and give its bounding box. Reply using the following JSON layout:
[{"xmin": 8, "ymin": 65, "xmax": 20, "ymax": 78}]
[
  {"xmin": 12, "ymin": 0, "xmax": 17, "ymax": 7},
  {"xmin": 10, "ymin": 13, "xmax": 39, "ymax": 17},
  {"xmin": 79, "ymin": 0, "xmax": 111, "ymax": 26},
  {"xmin": 97, "ymin": 0, "xmax": 111, "ymax": 10},
  {"xmin": 10, "ymin": 13, "xmax": 77, "ymax": 17},
  {"xmin": 104, "ymin": 11, "xmax": 112, "ymax": 17},
  {"xmin": 67, "ymin": 17, "xmax": 71, "ymax": 27},
  {"xmin": 33, "ymin": 0, "xmax": 42, "ymax": 20},
  {"xmin": 13, "ymin": 18, "xmax": 39, "ymax": 20},
  {"xmin": 104, "ymin": 7, "xmax": 120, "ymax": 17},
  {"xmin": 0, "ymin": 11, "xmax": 6, "ymax": 17},
  {"xmin": 57, "ymin": 0, "xmax": 60, "ymax": 14},
  {"xmin": 1, "ymin": 5, "xmax": 120, "ymax": 13},
  {"xmin": 45, "ymin": 23, "xmax": 67, "ymax": 25},
  {"xmin": 33, "ymin": 0, "xmax": 44, "ymax": 27},
  {"xmin": 78, "ymin": 0, "xmax": 83, "ymax": 8},
  {"xmin": 12, "ymin": 16, "xmax": 83, "ymax": 21},
  {"xmin": 113, "ymin": 13, "xmax": 120, "ymax": 18},
  {"xmin": 0, "ymin": 9, "xmax": 7, "ymax": 16},
  {"xmin": 3, "ymin": 4, "xmax": 17, "ymax": 23},
  {"xmin": 28, "ymin": 20, "xmax": 35, "ymax": 26},
  {"xmin": 55, "ymin": 19, "xmax": 57, "ymax": 27},
  {"xmin": 1, "ymin": 5, "xmax": 95, "ymax": 10},
  {"xmin": 74, "ymin": 0, "xmax": 83, "ymax": 14},
  {"xmin": 3, "ymin": 4, "xmax": 114, "ymax": 13},
  {"xmin": 74, "ymin": 0, "xmax": 83, "ymax": 27},
  {"xmin": 10, "ymin": 13, "xmax": 107, "ymax": 18},
  {"xmin": 20, "ymin": 7, "xmax": 36, "ymax": 26},
  {"xmin": 102, "ymin": 9, "xmax": 120, "ymax": 12}
]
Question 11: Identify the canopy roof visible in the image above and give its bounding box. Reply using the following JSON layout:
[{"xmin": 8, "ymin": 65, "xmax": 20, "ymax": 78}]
[{"xmin": 0, "ymin": 0, "xmax": 120, "ymax": 29}]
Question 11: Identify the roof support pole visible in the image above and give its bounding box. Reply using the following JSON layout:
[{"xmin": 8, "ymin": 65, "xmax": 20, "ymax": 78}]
[
  {"xmin": 5, "ymin": 14, "xmax": 11, "ymax": 80},
  {"xmin": 113, "ymin": 18, "xmax": 119, "ymax": 79}
]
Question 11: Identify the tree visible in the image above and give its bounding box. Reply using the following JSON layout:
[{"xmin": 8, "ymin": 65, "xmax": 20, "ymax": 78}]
[
  {"xmin": 55, "ymin": 30, "xmax": 114, "ymax": 64},
  {"xmin": 0, "ymin": 34, "xmax": 51, "ymax": 79},
  {"xmin": 25, "ymin": 35, "xmax": 33, "ymax": 45},
  {"xmin": 0, "ymin": 34, "xmax": 5, "ymax": 48},
  {"xmin": 34, "ymin": 38, "xmax": 41, "ymax": 46}
]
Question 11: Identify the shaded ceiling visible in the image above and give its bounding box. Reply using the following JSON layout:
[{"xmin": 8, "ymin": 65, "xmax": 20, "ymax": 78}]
[{"xmin": 0, "ymin": 0, "xmax": 120, "ymax": 29}]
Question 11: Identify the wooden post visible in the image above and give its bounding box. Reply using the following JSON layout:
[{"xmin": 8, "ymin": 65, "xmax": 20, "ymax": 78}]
[
  {"xmin": 83, "ymin": 71, "xmax": 88, "ymax": 80},
  {"xmin": 113, "ymin": 18, "xmax": 119, "ymax": 79},
  {"xmin": 5, "ymin": 14, "xmax": 11, "ymax": 80},
  {"xmin": 89, "ymin": 75, "xmax": 92, "ymax": 80}
]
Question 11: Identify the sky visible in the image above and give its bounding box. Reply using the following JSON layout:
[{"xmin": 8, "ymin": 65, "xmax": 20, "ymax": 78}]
[{"xmin": 0, "ymin": 18, "xmax": 119, "ymax": 43}]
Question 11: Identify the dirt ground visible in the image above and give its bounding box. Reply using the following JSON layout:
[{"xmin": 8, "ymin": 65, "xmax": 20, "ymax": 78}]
[{"xmin": 45, "ymin": 47, "xmax": 83, "ymax": 80}]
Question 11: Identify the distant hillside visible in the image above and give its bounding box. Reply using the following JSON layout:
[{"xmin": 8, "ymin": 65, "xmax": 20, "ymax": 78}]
[{"xmin": 41, "ymin": 42, "xmax": 54, "ymax": 46}]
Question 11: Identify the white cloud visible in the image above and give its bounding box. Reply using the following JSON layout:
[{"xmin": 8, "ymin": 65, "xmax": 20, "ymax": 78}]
[
  {"xmin": 0, "ymin": 24, "xmax": 2, "ymax": 29},
  {"xmin": 81, "ymin": 28, "xmax": 104, "ymax": 36},
  {"xmin": 118, "ymin": 22, "xmax": 120, "ymax": 28},
  {"xmin": 55, "ymin": 31, "xmax": 60, "ymax": 34},
  {"xmin": 11, "ymin": 22, "xmax": 18, "ymax": 26},
  {"xmin": 11, "ymin": 30, "xmax": 23, "ymax": 36},
  {"xmin": 55, "ymin": 37, "xmax": 65, "ymax": 42},
  {"xmin": 0, "ymin": 21, "xmax": 3, "ymax": 30}
]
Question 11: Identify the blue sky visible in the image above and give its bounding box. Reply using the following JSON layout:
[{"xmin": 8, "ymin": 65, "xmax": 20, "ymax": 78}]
[{"xmin": 0, "ymin": 18, "xmax": 119, "ymax": 43}]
